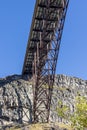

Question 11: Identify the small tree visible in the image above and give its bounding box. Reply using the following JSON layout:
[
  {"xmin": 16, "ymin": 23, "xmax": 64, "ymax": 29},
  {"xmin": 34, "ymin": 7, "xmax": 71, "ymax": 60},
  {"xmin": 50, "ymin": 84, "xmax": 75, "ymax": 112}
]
[
  {"xmin": 56, "ymin": 100, "xmax": 69, "ymax": 120},
  {"xmin": 56, "ymin": 96, "xmax": 87, "ymax": 130},
  {"xmin": 71, "ymin": 96, "xmax": 87, "ymax": 130}
]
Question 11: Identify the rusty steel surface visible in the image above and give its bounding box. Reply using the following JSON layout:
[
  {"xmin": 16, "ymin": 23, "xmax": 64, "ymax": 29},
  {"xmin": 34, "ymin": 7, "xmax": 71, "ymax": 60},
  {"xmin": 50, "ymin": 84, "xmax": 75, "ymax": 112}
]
[{"xmin": 22, "ymin": 0, "xmax": 69, "ymax": 123}]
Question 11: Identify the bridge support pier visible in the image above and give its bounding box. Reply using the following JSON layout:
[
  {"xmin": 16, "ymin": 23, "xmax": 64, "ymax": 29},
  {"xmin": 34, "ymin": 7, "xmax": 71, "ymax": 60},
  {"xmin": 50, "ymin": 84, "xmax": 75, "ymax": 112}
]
[
  {"xmin": 22, "ymin": 0, "xmax": 69, "ymax": 123},
  {"xmin": 32, "ymin": 0, "xmax": 69, "ymax": 123}
]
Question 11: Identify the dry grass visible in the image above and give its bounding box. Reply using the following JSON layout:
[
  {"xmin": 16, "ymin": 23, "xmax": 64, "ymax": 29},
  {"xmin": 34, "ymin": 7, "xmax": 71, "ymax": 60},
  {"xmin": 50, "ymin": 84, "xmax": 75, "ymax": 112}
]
[
  {"xmin": 58, "ymin": 123, "xmax": 73, "ymax": 130},
  {"xmin": 6, "ymin": 122, "xmax": 73, "ymax": 130}
]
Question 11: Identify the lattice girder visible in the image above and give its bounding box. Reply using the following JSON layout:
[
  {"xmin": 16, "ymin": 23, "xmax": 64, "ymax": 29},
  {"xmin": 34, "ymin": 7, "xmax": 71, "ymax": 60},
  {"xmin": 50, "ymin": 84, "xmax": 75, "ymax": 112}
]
[{"xmin": 32, "ymin": 0, "xmax": 69, "ymax": 123}]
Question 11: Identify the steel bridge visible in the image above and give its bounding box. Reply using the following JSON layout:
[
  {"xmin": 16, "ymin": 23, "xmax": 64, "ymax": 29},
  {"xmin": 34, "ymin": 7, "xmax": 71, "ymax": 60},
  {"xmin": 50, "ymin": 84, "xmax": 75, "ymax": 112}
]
[{"xmin": 22, "ymin": 0, "xmax": 69, "ymax": 123}]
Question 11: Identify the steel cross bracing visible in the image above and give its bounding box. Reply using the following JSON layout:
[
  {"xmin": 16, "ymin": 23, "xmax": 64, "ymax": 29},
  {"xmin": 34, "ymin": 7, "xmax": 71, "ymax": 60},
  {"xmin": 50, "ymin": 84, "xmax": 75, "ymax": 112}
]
[{"xmin": 22, "ymin": 0, "xmax": 69, "ymax": 123}]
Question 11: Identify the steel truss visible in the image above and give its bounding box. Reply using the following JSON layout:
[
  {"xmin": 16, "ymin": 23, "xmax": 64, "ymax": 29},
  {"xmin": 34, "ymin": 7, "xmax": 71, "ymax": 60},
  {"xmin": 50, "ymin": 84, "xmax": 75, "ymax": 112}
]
[{"xmin": 32, "ymin": 0, "xmax": 69, "ymax": 123}]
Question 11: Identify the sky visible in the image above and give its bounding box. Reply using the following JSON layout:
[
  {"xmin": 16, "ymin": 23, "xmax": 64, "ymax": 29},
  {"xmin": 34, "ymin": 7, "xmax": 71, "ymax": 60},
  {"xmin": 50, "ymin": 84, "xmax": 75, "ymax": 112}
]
[{"xmin": 0, "ymin": 1, "xmax": 87, "ymax": 80}]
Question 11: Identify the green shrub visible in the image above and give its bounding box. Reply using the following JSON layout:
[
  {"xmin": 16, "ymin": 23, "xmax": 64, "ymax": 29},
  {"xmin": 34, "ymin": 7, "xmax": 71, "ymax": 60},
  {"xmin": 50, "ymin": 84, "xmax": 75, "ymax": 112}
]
[{"xmin": 56, "ymin": 96, "xmax": 87, "ymax": 130}]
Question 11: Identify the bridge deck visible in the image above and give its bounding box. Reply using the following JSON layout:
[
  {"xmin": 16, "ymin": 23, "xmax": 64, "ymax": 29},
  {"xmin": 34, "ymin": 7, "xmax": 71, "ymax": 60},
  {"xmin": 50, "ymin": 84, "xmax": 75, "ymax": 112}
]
[{"xmin": 22, "ymin": 0, "xmax": 66, "ymax": 75}]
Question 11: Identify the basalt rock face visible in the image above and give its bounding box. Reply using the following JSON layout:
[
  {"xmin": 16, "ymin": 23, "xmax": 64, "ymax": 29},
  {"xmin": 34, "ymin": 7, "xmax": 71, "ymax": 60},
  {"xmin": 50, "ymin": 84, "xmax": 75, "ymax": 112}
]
[
  {"xmin": 50, "ymin": 75, "xmax": 87, "ymax": 123},
  {"xmin": 0, "ymin": 75, "xmax": 33, "ymax": 126},
  {"xmin": 0, "ymin": 74, "xmax": 87, "ymax": 125}
]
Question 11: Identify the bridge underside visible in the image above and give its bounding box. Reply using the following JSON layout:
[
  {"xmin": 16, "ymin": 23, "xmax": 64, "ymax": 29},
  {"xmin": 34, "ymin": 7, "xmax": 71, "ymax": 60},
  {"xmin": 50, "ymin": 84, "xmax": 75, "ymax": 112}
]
[{"xmin": 22, "ymin": 0, "xmax": 69, "ymax": 123}]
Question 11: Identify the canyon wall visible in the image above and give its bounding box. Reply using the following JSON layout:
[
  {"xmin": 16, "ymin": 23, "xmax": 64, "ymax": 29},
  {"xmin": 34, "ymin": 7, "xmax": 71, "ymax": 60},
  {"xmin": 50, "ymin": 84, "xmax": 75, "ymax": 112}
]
[{"xmin": 0, "ymin": 74, "xmax": 87, "ymax": 125}]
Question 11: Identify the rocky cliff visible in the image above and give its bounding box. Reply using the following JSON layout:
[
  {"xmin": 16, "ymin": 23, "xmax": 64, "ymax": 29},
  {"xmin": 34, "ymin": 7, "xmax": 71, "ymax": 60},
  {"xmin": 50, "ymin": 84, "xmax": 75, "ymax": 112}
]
[
  {"xmin": 0, "ymin": 75, "xmax": 33, "ymax": 126},
  {"xmin": 0, "ymin": 74, "xmax": 87, "ymax": 126},
  {"xmin": 50, "ymin": 75, "xmax": 87, "ymax": 123}
]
